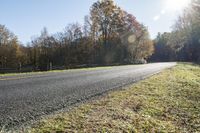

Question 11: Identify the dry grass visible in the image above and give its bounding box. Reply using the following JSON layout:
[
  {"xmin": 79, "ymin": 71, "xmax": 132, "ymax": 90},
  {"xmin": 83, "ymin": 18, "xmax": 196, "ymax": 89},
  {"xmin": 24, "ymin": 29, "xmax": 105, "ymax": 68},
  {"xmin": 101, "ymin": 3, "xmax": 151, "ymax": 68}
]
[{"xmin": 0, "ymin": 66, "xmax": 113, "ymax": 77}]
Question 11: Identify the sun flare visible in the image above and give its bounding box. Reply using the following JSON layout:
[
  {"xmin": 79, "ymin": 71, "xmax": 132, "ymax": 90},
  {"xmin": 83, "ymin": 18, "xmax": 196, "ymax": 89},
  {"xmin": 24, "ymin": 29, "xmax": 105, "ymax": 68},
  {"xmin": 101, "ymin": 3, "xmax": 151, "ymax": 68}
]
[{"xmin": 164, "ymin": 0, "xmax": 191, "ymax": 12}]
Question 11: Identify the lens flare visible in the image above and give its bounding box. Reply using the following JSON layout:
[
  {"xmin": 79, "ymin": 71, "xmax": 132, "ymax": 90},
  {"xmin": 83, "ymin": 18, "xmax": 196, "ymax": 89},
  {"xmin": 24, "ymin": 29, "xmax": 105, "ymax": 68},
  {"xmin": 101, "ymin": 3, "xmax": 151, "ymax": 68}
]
[{"xmin": 128, "ymin": 34, "xmax": 136, "ymax": 44}]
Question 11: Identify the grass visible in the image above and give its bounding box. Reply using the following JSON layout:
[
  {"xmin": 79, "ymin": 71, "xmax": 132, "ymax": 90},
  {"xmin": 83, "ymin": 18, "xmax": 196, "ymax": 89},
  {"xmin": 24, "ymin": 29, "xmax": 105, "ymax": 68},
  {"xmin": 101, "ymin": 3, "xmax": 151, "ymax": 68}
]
[
  {"xmin": 19, "ymin": 63, "xmax": 200, "ymax": 132},
  {"xmin": 0, "ymin": 66, "xmax": 113, "ymax": 77},
  {"xmin": 0, "ymin": 63, "xmax": 148, "ymax": 77}
]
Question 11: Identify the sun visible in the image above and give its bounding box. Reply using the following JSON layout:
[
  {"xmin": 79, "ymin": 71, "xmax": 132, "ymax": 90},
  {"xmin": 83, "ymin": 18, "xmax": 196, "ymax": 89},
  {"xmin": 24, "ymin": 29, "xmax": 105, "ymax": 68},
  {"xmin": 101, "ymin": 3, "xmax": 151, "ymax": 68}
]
[{"xmin": 164, "ymin": 0, "xmax": 191, "ymax": 12}]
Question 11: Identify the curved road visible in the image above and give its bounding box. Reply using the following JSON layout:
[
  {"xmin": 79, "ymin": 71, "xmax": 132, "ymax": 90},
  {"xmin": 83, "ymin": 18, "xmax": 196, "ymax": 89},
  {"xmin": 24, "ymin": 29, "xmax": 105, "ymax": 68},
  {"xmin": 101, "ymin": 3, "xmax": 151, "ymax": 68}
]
[{"xmin": 0, "ymin": 63, "xmax": 176, "ymax": 129}]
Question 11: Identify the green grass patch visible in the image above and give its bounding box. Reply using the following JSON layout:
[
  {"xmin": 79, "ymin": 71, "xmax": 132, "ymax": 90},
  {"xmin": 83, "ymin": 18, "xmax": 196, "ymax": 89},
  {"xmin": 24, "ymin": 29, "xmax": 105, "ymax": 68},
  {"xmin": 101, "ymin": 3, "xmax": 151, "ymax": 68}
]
[
  {"xmin": 0, "ymin": 66, "xmax": 113, "ymax": 77},
  {"xmin": 24, "ymin": 63, "xmax": 200, "ymax": 132}
]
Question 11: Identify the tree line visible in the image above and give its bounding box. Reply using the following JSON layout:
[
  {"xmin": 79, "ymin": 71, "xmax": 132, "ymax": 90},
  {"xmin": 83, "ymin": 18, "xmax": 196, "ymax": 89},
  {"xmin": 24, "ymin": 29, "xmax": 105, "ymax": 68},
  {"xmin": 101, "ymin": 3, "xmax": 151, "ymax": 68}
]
[
  {"xmin": 0, "ymin": 0, "xmax": 154, "ymax": 72},
  {"xmin": 151, "ymin": 0, "xmax": 200, "ymax": 63},
  {"xmin": 1, "ymin": 0, "xmax": 200, "ymax": 73}
]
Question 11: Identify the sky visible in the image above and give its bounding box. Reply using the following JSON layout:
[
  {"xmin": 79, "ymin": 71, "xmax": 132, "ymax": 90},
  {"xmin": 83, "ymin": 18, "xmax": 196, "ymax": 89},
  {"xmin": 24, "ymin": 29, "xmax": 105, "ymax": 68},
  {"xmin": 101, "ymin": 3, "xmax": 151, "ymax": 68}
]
[{"xmin": 0, "ymin": 0, "xmax": 191, "ymax": 44}]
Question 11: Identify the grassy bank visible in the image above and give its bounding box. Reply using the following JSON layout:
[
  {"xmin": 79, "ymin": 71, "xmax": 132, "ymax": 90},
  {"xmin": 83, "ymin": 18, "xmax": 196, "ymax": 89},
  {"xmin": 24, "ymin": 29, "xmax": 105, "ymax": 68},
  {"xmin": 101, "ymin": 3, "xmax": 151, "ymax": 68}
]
[
  {"xmin": 0, "ymin": 66, "xmax": 113, "ymax": 77},
  {"xmin": 23, "ymin": 63, "xmax": 200, "ymax": 132}
]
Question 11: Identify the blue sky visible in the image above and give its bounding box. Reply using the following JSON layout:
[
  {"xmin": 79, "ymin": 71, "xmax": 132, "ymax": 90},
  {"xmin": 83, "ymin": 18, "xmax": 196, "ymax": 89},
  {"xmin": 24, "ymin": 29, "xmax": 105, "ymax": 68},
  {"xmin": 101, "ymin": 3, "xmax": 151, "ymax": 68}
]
[{"xmin": 0, "ymin": 0, "xmax": 190, "ymax": 44}]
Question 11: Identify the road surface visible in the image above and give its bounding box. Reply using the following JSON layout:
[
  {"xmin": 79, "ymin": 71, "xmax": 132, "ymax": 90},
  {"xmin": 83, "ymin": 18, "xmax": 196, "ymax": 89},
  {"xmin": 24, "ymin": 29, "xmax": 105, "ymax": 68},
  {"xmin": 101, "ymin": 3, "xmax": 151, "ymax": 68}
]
[{"xmin": 0, "ymin": 63, "xmax": 176, "ymax": 129}]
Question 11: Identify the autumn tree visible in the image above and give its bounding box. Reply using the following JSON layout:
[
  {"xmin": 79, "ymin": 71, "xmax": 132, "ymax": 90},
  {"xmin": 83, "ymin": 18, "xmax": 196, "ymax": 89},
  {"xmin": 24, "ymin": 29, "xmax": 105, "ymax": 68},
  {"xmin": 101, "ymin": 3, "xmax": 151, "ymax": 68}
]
[
  {"xmin": 31, "ymin": 28, "xmax": 60, "ymax": 70},
  {"xmin": 89, "ymin": 0, "xmax": 153, "ymax": 64},
  {"xmin": 1, "ymin": 0, "xmax": 155, "ymax": 73},
  {"xmin": 0, "ymin": 25, "xmax": 24, "ymax": 69}
]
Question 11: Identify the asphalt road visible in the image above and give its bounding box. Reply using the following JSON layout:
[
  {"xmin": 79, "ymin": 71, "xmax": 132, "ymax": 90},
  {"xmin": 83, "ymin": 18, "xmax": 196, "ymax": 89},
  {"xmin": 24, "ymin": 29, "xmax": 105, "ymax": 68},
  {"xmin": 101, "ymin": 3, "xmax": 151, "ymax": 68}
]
[{"xmin": 0, "ymin": 62, "xmax": 176, "ymax": 129}]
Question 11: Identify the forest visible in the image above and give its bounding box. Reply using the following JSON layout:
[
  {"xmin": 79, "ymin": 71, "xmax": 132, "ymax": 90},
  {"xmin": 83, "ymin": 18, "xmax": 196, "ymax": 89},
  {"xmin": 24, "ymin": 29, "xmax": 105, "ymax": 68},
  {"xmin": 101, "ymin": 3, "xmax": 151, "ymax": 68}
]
[
  {"xmin": 0, "ymin": 0, "xmax": 199, "ymax": 73},
  {"xmin": 151, "ymin": 0, "xmax": 200, "ymax": 63}
]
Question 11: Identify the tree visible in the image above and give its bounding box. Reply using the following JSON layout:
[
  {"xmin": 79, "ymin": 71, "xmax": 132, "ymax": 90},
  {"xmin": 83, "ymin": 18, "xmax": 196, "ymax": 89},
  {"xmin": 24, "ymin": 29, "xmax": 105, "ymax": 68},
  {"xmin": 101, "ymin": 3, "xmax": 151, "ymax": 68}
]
[
  {"xmin": 89, "ymin": 0, "xmax": 153, "ymax": 64},
  {"xmin": 151, "ymin": 0, "xmax": 200, "ymax": 63},
  {"xmin": 1, "ymin": 0, "xmax": 155, "ymax": 73},
  {"xmin": 0, "ymin": 25, "xmax": 23, "ymax": 69},
  {"xmin": 150, "ymin": 32, "xmax": 175, "ymax": 62}
]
